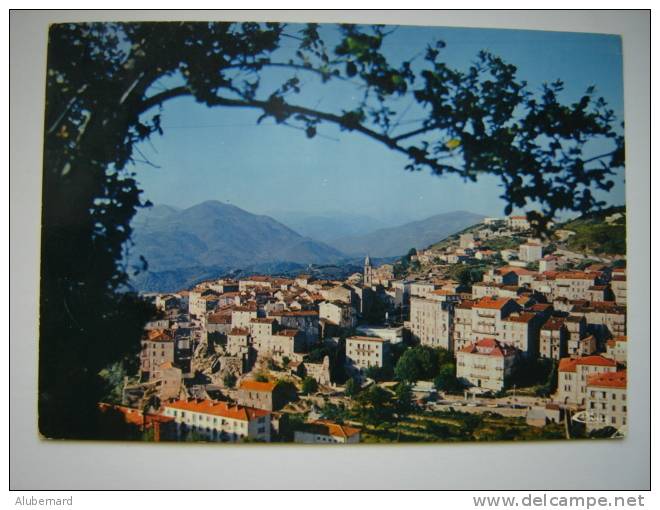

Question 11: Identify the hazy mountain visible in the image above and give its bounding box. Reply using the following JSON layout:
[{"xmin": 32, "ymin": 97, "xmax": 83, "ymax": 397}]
[
  {"xmin": 330, "ymin": 211, "xmax": 486, "ymax": 258},
  {"xmin": 128, "ymin": 201, "xmax": 347, "ymax": 290},
  {"xmin": 267, "ymin": 210, "xmax": 389, "ymax": 243}
]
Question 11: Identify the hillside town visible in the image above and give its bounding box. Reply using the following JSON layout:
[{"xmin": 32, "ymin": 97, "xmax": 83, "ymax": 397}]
[{"xmin": 100, "ymin": 213, "xmax": 628, "ymax": 444}]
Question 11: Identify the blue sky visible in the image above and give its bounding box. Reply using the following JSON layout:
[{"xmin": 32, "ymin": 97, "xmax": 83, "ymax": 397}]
[{"xmin": 133, "ymin": 23, "xmax": 624, "ymax": 225}]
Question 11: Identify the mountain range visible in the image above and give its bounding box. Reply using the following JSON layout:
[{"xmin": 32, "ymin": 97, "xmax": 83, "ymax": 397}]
[
  {"xmin": 266, "ymin": 210, "xmax": 389, "ymax": 244},
  {"xmin": 128, "ymin": 201, "xmax": 484, "ymax": 291},
  {"xmin": 329, "ymin": 210, "xmax": 485, "ymax": 257}
]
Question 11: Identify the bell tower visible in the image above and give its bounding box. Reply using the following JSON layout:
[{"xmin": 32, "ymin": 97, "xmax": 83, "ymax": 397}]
[{"xmin": 364, "ymin": 255, "xmax": 373, "ymax": 287}]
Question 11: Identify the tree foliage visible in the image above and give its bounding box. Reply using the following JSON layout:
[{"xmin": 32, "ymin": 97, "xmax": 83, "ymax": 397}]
[
  {"xmin": 41, "ymin": 21, "xmax": 623, "ymax": 438},
  {"xmin": 301, "ymin": 376, "xmax": 319, "ymax": 395},
  {"xmin": 394, "ymin": 345, "xmax": 453, "ymax": 383}
]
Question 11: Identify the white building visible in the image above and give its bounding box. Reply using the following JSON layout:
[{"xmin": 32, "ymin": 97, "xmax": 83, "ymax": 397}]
[
  {"xmin": 409, "ymin": 292, "xmax": 458, "ymax": 351},
  {"xmin": 585, "ymin": 371, "xmax": 627, "ymax": 433},
  {"xmin": 606, "ymin": 335, "xmax": 627, "ymax": 365},
  {"xmin": 345, "ymin": 336, "xmax": 389, "ymax": 376},
  {"xmin": 161, "ymin": 399, "xmax": 271, "ymax": 442},
  {"xmin": 319, "ymin": 301, "xmax": 357, "ymax": 329},
  {"xmin": 519, "ymin": 241, "xmax": 543, "ymax": 262},
  {"xmin": 294, "ymin": 420, "xmax": 361, "ymax": 444},
  {"xmin": 556, "ymin": 355, "xmax": 618, "ymax": 406},
  {"xmin": 611, "ymin": 274, "xmax": 627, "ymax": 305},
  {"xmin": 456, "ymin": 338, "xmax": 518, "ymax": 391},
  {"xmin": 507, "ymin": 215, "xmax": 530, "ymax": 230}
]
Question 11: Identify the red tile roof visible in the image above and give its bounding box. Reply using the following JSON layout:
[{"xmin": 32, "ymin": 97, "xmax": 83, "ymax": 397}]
[
  {"xmin": 541, "ymin": 317, "xmax": 565, "ymax": 331},
  {"xmin": 459, "ymin": 338, "xmax": 518, "ymax": 357},
  {"xmin": 250, "ymin": 317, "xmax": 276, "ymax": 324},
  {"xmin": 587, "ymin": 370, "xmax": 626, "ymax": 389},
  {"xmin": 554, "ymin": 271, "xmax": 595, "ymax": 280},
  {"xmin": 207, "ymin": 313, "xmax": 231, "ymax": 324},
  {"xmin": 505, "ymin": 312, "xmax": 537, "ymax": 323},
  {"xmin": 238, "ymin": 380, "xmax": 277, "ymax": 392},
  {"xmin": 304, "ymin": 419, "xmax": 361, "ymax": 439},
  {"xmin": 558, "ymin": 355, "xmax": 617, "ymax": 373},
  {"xmin": 497, "ymin": 266, "xmax": 535, "ymax": 276},
  {"xmin": 163, "ymin": 399, "xmax": 270, "ymax": 421},
  {"xmin": 270, "ymin": 310, "xmax": 319, "ymax": 317},
  {"xmin": 275, "ymin": 329, "xmax": 300, "ymax": 337},
  {"xmin": 474, "ymin": 296, "xmax": 515, "ymax": 310},
  {"xmin": 144, "ymin": 329, "xmax": 174, "ymax": 342}
]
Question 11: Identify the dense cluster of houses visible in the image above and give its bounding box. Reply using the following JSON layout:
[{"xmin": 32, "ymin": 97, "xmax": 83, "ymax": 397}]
[{"xmin": 103, "ymin": 215, "xmax": 627, "ymax": 442}]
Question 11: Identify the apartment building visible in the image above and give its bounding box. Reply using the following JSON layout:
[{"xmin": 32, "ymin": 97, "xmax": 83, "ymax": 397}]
[
  {"xmin": 456, "ymin": 338, "xmax": 518, "ymax": 391},
  {"xmin": 345, "ymin": 336, "xmax": 389, "ymax": 377},
  {"xmin": 161, "ymin": 399, "xmax": 271, "ymax": 442},
  {"xmin": 557, "ymin": 355, "xmax": 618, "ymax": 405},
  {"xmin": 585, "ymin": 371, "xmax": 627, "ymax": 433}
]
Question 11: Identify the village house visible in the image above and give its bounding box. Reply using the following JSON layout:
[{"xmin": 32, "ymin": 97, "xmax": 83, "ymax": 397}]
[
  {"xmin": 345, "ymin": 336, "xmax": 389, "ymax": 378},
  {"xmin": 470, "ymin": 296, "xmax": 520, "ymax": 342},
  {"xmin": 409, "ymin": 281, "xmax": 438, "ymax": 298},
  {"xmin": 585, "ymin": 370, "xmax": 627, "ymax": 433},
  {"xmin": 611, "ymin": 274, "xmax": 627, "ymax": 305},
  {"xmin": 249, "ymin": 317, "xmax": 277, "ymax": 337},
  {"xmin": 538, "ymin": 255, "xmax": 559, "ymax": 273},
  {"xmin": 227, "ymin": 328, "xmax": 250, "ymax": 357},
  {"xmin": 586, "ymin": 285, "xmax": 611, "ymax": 302},
  {"xmin": 563, "ymin": 316, "xmax": 595, "ymax": 356},
  {"xmin": 161, "ymin": 399, "xmax": 271, "ymax": 442},
  {"xmin": 231, "ymin": 305, "xmax": 259, "ymax": 329},
  {"xmin": 605, "ymin": 335, "xmax": 627, "ymax": 365},
  {"xmin": 144, "ymin": 318, "xmax": 170, "ymax": 330},
  {"xmin": 140, "ymin": 329, "xmax": 175, "ymax": 380},
  {"xmin": 252, "ymin": 329, "xmax": 305, "ymax": 361},
  {"xmin": 409, "ymin": 291, "xmax": 459, "ymax": 351},
  {"xmin": 150, "ymin": 361, "xmax": 183, "ymax": 401},
  {"xmin": 319, "ymin": 283, "xmax": 354, "ymax": 304},
  {"xmin": 236, "ymin": 379, "xmax": 293, "ymax": 411},
  {"xmin": 571, "ymin": 302, "xmax": 627, "ymax": 340},
  {"xmin": 294, "ymin": 419, "xmax": 361, "ymax": 444},
  {"xmin": 519, "ymin": 240, "xmax": 543, "ymax": 262},
  {"xmin": 268, "ymin": 310, "xmax": 320, "ymax": 347},
  {"xmin": 300, "ymin": 356, "xmax": 332, "ymax": 386},
  {"xmin": 456, "ymin": 338, "xmax": 519, "ymax": 391},
  {"xmin": 556, "ymin": 355, "xmax": 618, "ymax": 405},
  {"xmin": 206, "ymin": 313, "xmax": 232, "ymax": 335},
  {"xmin": 500, "ymin": 311, "xmax": 541, "ymax": 356},
  {"xmin": 506, "ymin": 215, "xmax": 531, "ymax": 231},
  {"xmin": 319, "ymin": 301, "xmax": 357, "ymax": 329},
  {"xmin": 188, "ymin": 290, "xmax": 220, "ymax": 318},
  {"xmin": 550, "ymin": 272, "xmax": 597, "ymax": 301},
  {"xmin": 453, "ymin": 300, "xmax": 475, "ymax": 351},
  {"xmin": 539, "ymin": 317, "xmax": 567, "ymax": 360}
]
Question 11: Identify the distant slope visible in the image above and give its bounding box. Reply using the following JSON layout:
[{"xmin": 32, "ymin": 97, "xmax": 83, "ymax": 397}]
[
  {"xmin": 330, "ymin": 211, "xmax": 485, "ymax": 258},
  {"xmin": 128, "ymin": 201, "xmax": 347, "ymax": 290},
  {"xmin": 557, "ymin": 206, "xmax": 626, "ymax": 256},
  {"xmin": 268, "ymin": 211, "xmax": 389, "ymax": 243}
]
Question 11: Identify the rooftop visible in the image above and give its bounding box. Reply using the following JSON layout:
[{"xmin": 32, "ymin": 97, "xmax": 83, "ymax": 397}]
[
  {"xmin": 163, "ymin": 399, "xmax": 270, "ymax": 421},
  {"xmin": 587, "ymin": 370, "xmax": 626, "ymax": 389},
  {"xmin": 558, "ymin": 355, "xmax": 617, "ymax": 373}
]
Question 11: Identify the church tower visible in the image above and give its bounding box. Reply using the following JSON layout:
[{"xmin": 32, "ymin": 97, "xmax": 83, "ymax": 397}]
[{"xmin": 364, "ymin": 255, "xmax": 373, "ymax": 287}]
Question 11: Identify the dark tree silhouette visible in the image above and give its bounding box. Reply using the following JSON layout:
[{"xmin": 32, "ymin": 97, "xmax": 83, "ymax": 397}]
[{"xmin": 40, "ymin": 21, "xmax": 624, "ymax": 439}]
